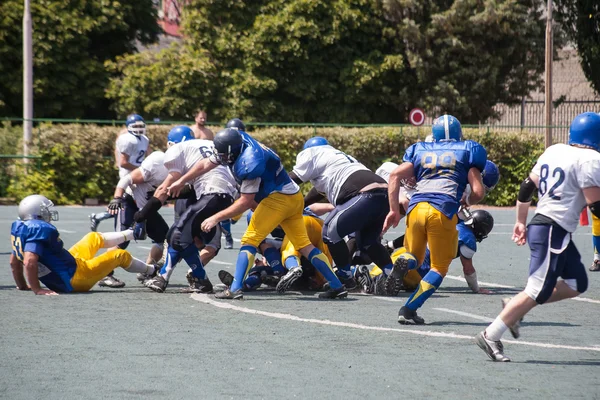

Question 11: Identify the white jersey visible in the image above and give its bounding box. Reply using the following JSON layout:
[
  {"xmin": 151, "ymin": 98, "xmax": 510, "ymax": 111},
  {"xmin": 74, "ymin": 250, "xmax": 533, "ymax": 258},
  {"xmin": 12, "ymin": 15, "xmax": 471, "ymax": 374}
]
[
  {"xmin": 116, "ymin": 132, "xmax": 150, "ymax": 178},
  {"xmin": 292, "ymin": 145, "xmax": 369, "ymax": 205},
  {"xmin": 130, "ymin": 151, "xmax": 168, "ymax": 209},
  {"xmin": 163, "ymin": 139, "xmax": 238, "ymax": 199},
  {"xmin": 532, "ymin": 143, "xmax": 600, "ymax": 232},
  {"xmin": 376, "ymin": 161, "xmax": 416, "ymax": 200}
]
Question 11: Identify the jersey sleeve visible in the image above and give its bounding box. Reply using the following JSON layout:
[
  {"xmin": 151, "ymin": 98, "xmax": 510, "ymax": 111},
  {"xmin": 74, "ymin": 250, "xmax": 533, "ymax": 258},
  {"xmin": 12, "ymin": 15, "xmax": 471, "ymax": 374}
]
[
  {"xmin": 240, "ymin": 178, "xmax": 261, "ymax": 194},
  {"xmin": 468, "ymin": 142, "xmax": 487, "ymax": 172},
  {"xmin": 577, "ymin": 158, "xmax": 600, "ymax": 189},
  {"xmin": 116, "ymin": 135, "xmax": 136, "ymax": 157},
  {"xmin": 163, "ymin": 146, "xmax": 186, "ymax": 175},
  {"xmin": 402, "ymin": 144, "xmax": 417, "ymax": 164},
  {"xmin": 531, "ymin": 159, "xmax": 542, "ymax": 177},
  {"xmin": 292, "ymin": 149, "xmax": 316, "ymax": 182}
]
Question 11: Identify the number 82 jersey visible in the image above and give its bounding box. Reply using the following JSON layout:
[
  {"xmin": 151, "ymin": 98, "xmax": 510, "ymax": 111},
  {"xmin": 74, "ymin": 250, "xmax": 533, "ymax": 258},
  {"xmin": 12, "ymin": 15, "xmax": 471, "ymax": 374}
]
[{"xmin": 532, "ymin": 143, "xmax": 600, "ymax": 232}]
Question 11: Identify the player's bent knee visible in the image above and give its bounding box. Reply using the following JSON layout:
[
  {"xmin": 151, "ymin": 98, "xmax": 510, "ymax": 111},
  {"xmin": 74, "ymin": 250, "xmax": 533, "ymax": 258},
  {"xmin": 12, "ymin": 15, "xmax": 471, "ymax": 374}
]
[
  {"xmin": 430, "ymin": 266, "xmax": 448, "ymax": 277},
  {"xmin": 114, "ymin": 249, "xmax": 133, "ymax": 268}
]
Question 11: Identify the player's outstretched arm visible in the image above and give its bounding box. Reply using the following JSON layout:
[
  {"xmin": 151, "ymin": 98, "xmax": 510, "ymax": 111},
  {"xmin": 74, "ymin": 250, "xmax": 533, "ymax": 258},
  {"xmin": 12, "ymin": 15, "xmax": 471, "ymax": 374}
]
[
  {"xmin": 23, "ymin": 252, "xmax": 57, "ymax": 295},
  {"xmin": 10, "ymin": 253, "xmax": 29, "ymax": 290},
  {"xmin": 168, "ymin": 158, "xmax": 218, "ymax": 197},
  {"xmin": 109, "ymin": 168, "xmax": 146, "ymax": 215}
]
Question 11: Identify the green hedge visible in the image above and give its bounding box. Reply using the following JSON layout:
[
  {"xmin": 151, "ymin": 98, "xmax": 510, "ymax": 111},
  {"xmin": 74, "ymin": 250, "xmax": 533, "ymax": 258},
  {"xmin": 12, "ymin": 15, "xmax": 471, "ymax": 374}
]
[{"xmin": 4, "ymin": 123, "xmax": 544, "ymax": 206}]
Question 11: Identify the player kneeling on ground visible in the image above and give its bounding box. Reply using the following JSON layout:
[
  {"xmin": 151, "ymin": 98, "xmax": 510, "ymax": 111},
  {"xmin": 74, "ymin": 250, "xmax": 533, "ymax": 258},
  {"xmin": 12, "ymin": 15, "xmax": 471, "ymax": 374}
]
[{"xmin": 10, "ymin": 195, "xmax": 155, "ymax": 295}]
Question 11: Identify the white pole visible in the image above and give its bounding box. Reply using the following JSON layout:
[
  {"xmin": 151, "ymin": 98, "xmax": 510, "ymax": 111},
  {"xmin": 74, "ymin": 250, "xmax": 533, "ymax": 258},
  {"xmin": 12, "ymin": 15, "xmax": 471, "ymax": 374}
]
[
  {"xmin": 544, "ymin": 0, "xmax": 553, "ymax": 148},
  {"xmin": 23, "ymin": 0, "xmax": 33, "ymax": 159}
]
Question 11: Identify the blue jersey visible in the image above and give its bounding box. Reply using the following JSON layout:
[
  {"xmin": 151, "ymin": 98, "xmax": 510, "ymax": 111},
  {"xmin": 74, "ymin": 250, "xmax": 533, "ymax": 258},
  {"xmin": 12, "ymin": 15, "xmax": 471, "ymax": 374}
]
[
  {"xmin": 403, "ymin": 140, "xmax": 487, "ymax": 218},
  {"xmin": 232, "ymin": 131, "xmax": 297, "ymax": 202},
  {"xmin": 10, "ymin": 220, "xmax": 76, "ymax": 292}
]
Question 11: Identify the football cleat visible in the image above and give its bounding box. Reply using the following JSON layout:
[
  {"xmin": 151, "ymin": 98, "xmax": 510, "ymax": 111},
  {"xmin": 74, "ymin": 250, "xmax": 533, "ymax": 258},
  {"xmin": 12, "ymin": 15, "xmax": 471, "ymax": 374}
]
[
  {"xmin": 590, "ymin": 260, "xmax": 600, "ymax": 272},
  {"xmin": 318, "ymin": 285, "xmax": 348, "ymax": 299},
  {"xmin": 354, "ymin": 265, "xmax": 374, "ymax": 294},
  {"xmin": 183, "ymin": 271, "xmax": 214, "ymax": 293},
  {"xmin": 398, "ymin": 306, "xmax": 425, "ymax": 325},
  {"xmin": 475, "ymin": 331, "xmax": 511, "ymax": 362},
  {"xmin": 374, "ymin": 275, "xmax": 388, "ymax": 296},
  {"xmin": 214, "ymin": 288, "xmax": 243, "ymax": 300},
  {"xmin": 261, "ymin": 274, "xmax": 280, "ymax": 287},
  {"xmin": 146, "ymin": 275, "xmax": 168, "ymax": 293},
  {"xmin": 501, "ymin": 297, "xmax": 523, "ymax": 339},
  {"xmin": 276, "ymin": 267, "xmax": 303, "ymax": 294},
  {"xmin": 98, "ymin": 274, "xmax": 126, "ymax": 288},
  {"xmin": 89, "ymin": 212, "xmax": 114, "ymax": 232},
  {"xmin": 384, "ymin": 274, "xmax": 402, "ymax": 297},
  {"xmin": 218, "ymin": 270, "xmax": 234, "ymax": 287}
]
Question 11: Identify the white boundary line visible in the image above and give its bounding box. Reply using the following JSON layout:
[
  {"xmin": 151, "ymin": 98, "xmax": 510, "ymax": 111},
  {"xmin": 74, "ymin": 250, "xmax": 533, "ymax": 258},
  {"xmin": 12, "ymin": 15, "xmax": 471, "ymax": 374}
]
[
  {"xmin": 191, "ymin": 293, "xmax": 600, "ymax": 352},
  {"xmin": 434, "ymin": 307, "xmax": 494, "ymax": 322},
  {"xmin": 210, "ymin": 260, "xmax": 233, "ymax": 266}
]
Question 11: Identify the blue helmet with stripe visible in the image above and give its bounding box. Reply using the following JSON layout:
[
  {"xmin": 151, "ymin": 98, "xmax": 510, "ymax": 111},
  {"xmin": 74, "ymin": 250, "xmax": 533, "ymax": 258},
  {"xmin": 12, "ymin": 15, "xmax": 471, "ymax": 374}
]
[
  {"xmin": 303, "ymin": 136, "xmax": 329, "ymax": 150},
  {"xmin": 167, "ymin": 125, "xmax": 194, "ymax": 146},
  {"xmin": 568, "ymin": 112, "xmax": 600, "ymax": 151},
  {"xmin": 482, "ymin": 160, "xmax": 500, "ymax": 192},
  {"xmin": 126, "ymin": 114, "xmax": 146, "ymax": 137},
  {"xmin": 431, "ymin": 114, "xmax": 462, "ymax": 142}
]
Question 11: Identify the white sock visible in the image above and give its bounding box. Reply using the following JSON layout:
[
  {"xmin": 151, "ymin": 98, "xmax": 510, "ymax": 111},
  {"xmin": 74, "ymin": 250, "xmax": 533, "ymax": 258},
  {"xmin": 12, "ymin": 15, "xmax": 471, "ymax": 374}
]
[
  {"xmin": 595, "ymin": 253, "xmax": 600, "ymax": 262},
  {"xmin": 125, "ymin": 258, "xmax": 154, "ymax": 274},
  {"xmin": 464, "ymin": 272, "xmax": 479, "ymax": 293},
  {"xmin": 101, "ymin": 230, "xmax": 134, "ymax": 247},
  {"xmin": 485, "ymin": 316, "xmax": 508, "ymax": 341}
]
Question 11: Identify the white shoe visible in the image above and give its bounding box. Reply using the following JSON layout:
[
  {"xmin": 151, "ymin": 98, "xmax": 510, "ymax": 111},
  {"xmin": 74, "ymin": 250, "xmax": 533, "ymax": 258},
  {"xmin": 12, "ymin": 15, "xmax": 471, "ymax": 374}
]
[{"xmin": 475, "ymin": 331, "xmax": 510, "ymax": 362}]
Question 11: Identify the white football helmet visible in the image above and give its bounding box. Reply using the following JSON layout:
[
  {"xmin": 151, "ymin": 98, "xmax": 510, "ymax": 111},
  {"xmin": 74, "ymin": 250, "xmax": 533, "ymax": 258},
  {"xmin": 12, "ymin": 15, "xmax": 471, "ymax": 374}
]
[{"xmin": 18, "ymin": 195, "xmax": 59, "ymax": 222}]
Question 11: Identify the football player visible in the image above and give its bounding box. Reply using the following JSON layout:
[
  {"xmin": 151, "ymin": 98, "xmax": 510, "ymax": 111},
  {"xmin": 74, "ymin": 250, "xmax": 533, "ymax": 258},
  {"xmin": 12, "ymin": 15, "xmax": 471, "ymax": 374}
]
[
  {"xmin": 476, "ymin": 112, "xmax": 600, "ymax": 362},
  {"xmin": 384, "ymin": 114, "xmax": 487, "ymax": 324},
  {"xmin": 288, "ymin": 137, "xmax": 398, "ymax": 295},
  {"xmin": 138, "ymin": 126, "xmax": 238, "ymax": 294},
  {"xmin": 167, "ymin": 128, "xmax": 346, "ymax": 299},
  {"xmin": 10, "ymin": 195, "xmax": 155, "ymax": 295}
]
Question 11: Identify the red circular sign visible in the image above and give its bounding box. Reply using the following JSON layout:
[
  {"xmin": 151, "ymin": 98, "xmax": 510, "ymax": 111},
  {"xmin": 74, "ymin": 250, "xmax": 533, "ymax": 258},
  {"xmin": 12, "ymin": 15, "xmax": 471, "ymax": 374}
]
[{"xmin": 409, "ymin": 108, "xmax": 425, "ymax": 126}]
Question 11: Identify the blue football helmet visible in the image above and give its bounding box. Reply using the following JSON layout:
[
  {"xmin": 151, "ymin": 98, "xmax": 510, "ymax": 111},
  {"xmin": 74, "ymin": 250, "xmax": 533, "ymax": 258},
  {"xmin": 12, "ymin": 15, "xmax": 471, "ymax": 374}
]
[
  {"xmin": 303, "ymin": 136, "xmax": 329, "ymax": 150},
  {"xmin": 482, "ymin": 160, "xmax": 500, "ymax": 192},
  {"xmin": 214, "ymin": 128, "xmax": 244, "ymax": 165},
  {"xmin": 167, "ymin": 126, "xmax": 194, "ymax": 146},
  {"xmin": 226, "ymin": 118, "xmax": 246, "ymax": 131},
  {"xmin": 126, "ymin": 114, "xmax": 146, "ymax": 137},
  {"xmin": 568, "ymin": 112, "xmax": 600, "ymax": 151},
  {"xmin": 431, "ymin": 114, "xmax": 462, "ymax": 142}
]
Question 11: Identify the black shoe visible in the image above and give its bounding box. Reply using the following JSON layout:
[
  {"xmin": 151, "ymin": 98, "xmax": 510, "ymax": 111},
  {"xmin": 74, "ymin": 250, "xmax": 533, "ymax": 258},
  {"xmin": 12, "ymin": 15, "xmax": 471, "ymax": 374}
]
[
  {"xmin": 184, "ymin": 271, "xmax": 213, "ymax": 293},
  {"xmin": 397, "ymin": 306, "xmax": 425, "ymax": 325},
  {"xmin": 146, "ymin": 275, "xmax": 168, "ymax": 293},
  {"xmin": 318, "ymin": 285, "xmax": 348, "ymax": 299},
  {"xmin": 98, "ymin": 275, "xmax": 126, "ymax": 288},
  {"xmin": 354, "ymin": 265, "xmax": 374, "ymax": 294},
  {"xmin": 276, "ymin": 267, "xmax": 303, "ymax": 294},
  {"xmin": 339, "ymin": 275, "xmax": 357, "ymax": 291},
  {"xmin": 261, "ymin": 274, "xmax": 280, "ymax": 287},
  {"xmin": 214, "ymin": 288, "xmax": 243, "ymax": 300},
  {"xmin": 218, "ymin": 270, "xmax": 234, "ymax": 287}
]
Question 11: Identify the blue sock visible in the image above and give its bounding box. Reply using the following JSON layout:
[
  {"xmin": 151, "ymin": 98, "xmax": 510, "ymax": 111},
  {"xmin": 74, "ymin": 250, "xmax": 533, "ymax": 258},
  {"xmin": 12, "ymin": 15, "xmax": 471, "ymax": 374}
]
[
  {"xmin": 284, "ymin": 256, "xmax": 300, "ymax": 270},
  {"xmin": 594, "ymin": 235, "xmax": 600, "ymax": 260},
  {"xmin": 335, "ymin": 265, "xmax": 353, "ymax": 279},
  {"xmin": 220, "ymin": 220, "xmax": 232, "ymax": 236},
  {"xmin": 181, "ymin": 246, "xmax": 206, "ymax": 279},
  {"xmin": 405, "ymin": 270, "xmax": 444, "ymax": 311},
  {"xmin": 160, "ymin": 246, "xmax": 182, "ymax": 280},
  {"xmin": 264, "ymin": 247, "xmax": 285, "ymax": 274},
  {"xmin": 308, "ymin": 248, "xmax": 342, "ymax": 289},
  {"xmin": 231, "ymin": 245, "xmax": 257, "ymax": 292}
]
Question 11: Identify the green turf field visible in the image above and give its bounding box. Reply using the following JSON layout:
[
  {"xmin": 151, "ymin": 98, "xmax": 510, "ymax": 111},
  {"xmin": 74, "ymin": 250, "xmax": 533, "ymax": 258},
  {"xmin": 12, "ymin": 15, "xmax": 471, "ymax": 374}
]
[{"xmin": 1, "ymin": 206, "xmax": 599, "ymax": 399}]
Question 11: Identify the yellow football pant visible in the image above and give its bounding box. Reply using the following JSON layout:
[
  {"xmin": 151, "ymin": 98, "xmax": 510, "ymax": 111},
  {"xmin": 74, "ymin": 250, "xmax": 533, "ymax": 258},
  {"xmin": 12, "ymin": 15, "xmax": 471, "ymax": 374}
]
[
  {"xmin": 242, "ymin": 192, "xmax": 312, "ymax": 250},
  {"xmin": 371, "ymin": 247, "xmax": 423, "ymax": 291},
  {"xmin": 404, "ymin": 202, "xmax": 457, "ymax": 276},
  {"xmin": 69, "ymin": 232, "xmax": 133, "ymax": 292}
]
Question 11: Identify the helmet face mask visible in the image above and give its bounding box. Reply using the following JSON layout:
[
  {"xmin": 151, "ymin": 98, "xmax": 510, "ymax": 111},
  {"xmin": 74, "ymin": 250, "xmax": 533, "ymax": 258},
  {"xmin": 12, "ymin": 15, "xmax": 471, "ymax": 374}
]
[
  {"xmin": 18, "ymin": 195, "xmax": 59, "ymax": 223},
  {"xmin": 126, "ymin": 114, "xmax": 146, "ymax": 137}
]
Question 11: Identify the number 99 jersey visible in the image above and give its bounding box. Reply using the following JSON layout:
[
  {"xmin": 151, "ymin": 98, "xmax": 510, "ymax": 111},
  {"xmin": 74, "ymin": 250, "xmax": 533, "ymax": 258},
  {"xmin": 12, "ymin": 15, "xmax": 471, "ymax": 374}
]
[
  {"xmin": 532, "ymin": 143, "xmax": 600, "ymax": 232},
  {"xmin": 403, "ymin": 140, "xmax": 487, "ymax": 218}
]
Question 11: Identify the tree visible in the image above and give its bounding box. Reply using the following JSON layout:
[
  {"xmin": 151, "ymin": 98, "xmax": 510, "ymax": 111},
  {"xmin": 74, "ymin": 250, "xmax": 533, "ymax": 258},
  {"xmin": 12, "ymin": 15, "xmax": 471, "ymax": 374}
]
[
  {"xmin": 107, "ymin": 0, "xmax": 548, "ymax": 124},
  {"xmin": 554, "ymin": 0, "xmax": 600, "ymax": 96},
  {"xmin": 0, "ymin": 0, "xmax": 160, "ymax": 119}
]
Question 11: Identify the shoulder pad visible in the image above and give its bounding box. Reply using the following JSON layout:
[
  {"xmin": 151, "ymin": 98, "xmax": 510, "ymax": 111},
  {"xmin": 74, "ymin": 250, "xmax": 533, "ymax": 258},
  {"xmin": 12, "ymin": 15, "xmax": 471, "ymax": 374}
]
[
  {"xmin": 25, "ymin": 221, "xmax": 54, "ymax": 241},
  {"xmin": 233, "ymin": 147, "xmax": 266, "ymax": 180}
]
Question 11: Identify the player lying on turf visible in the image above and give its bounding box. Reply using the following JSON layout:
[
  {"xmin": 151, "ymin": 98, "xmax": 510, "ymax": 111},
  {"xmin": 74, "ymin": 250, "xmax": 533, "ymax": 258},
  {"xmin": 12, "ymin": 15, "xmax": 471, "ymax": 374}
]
[
  {"xmin": 475, "ymin": 112, "xmax": 600, "ymax": 362},
  {"xmin": 167, "ymin": 127, "xmax": 345, "ymax": 300},
  {"xmin": 10, "ymin": 195, "xmax": 155, "ymax": 295},
  {"xmin": 354, "ymin": 209, "xmax": 495, "ymax": 295},
  {"xmin": 135, "ymin": 126, "xmax": 238, "ymax": 294}
]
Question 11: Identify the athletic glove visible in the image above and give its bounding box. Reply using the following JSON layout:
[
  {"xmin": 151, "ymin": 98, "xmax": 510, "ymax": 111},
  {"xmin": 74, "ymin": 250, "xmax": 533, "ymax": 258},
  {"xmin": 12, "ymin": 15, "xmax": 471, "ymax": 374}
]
[{"xmin": 108, "ymin": 197, "xmax": 125, "ymax": 212}]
